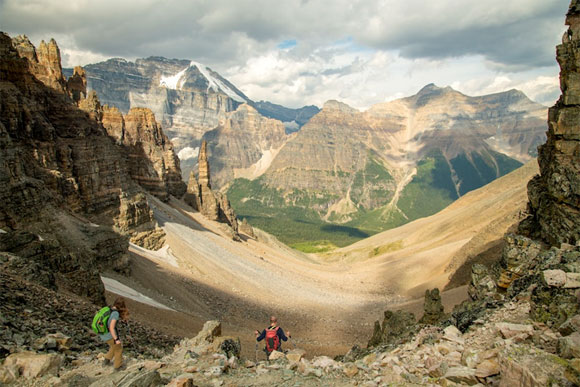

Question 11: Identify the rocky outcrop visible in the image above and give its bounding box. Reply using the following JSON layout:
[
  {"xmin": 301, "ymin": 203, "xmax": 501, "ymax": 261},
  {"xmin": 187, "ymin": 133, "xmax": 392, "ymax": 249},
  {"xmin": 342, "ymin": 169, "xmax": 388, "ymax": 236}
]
[
  {"xmin": 11, "ymin": 35, "xmax": 66, "ymax": 92},
  {"xmin": 66, "ymin": 66, "xmax": 87, "ymax": 103},
  {"xmin": 185, "ymin": 141, "xmax": 240, "ymax": 239},
  {"xmin": 419, "ymin": 288, "xmax": 446, "ymax": 325},
  {"xmin": 520, "ymin": 2, "xmax": 580, "ymax": 247},
  {"xmin": 102, "ymin": 107, "xmax": 187, "ymax": 200},
  {"xmin": 197, "ymin": 141, "xmax": 220, "ymax": 220},
  {"xmin": 0, "ymin": 32, "xmax": 170, "ymax": 301}
]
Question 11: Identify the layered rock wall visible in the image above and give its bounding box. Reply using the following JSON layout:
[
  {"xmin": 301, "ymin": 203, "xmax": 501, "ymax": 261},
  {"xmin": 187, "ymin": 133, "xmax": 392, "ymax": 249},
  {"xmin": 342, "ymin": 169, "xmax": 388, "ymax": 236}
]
[
  {"xmin": 522, "ymin": 3, "xmax": 580, "ymax": 246},
  {"xmin": 0, "ymin": 32, "xmax": 174, "ymax": 301}
]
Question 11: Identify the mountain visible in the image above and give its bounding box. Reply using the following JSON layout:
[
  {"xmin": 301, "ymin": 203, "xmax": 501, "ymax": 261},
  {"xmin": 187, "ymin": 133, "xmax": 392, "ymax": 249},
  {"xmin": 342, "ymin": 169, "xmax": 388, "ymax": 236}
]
[
  {"xmin": 253, "ymin": 100, "xmax": 320, "ymax": 132},
  {"xmin": 226, "ymin": 85, "xmax": 547, "ymax": 249},
  {"xmin": 64, "ymin": 57, "xmax": 319, "ymax": 181},
  {"xmin": 63, "ymin": 57, "xmax": 249, "ymax": 143}
]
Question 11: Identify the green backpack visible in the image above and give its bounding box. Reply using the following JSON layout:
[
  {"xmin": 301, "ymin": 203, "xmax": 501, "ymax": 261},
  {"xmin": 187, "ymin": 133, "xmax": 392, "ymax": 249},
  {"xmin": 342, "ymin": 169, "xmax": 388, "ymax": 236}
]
[{"xmin": 91, "ymin": 306, "xmax": 112, "ymax": 334}]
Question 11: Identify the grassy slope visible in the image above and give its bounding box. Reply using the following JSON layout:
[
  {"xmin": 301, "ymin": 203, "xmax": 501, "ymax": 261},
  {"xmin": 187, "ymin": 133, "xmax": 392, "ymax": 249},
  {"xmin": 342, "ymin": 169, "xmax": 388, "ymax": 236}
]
[{"xmin": 228, "ymin": 150, "xmax": 523, "ymax": 252}]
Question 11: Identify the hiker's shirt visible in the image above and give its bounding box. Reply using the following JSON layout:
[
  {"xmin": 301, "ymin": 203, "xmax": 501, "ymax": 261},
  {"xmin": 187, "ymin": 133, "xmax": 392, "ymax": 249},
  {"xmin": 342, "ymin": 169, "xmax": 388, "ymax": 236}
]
[
  {"xmin": 256, "ymin": 325, "xmax": 288, "ymax": 348},
  {"xmin": 99, "ymin": 310, "xmax": 120, "ymax": 342}
]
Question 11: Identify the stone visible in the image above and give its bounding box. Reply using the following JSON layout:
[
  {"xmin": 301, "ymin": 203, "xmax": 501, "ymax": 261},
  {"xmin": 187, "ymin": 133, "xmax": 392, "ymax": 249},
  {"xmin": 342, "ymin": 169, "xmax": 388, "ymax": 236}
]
[
  {"xmin": 0, "ymin": 364, "xmax": 20, "ymax": 384},
  {"xmin": 542, "ymin": 269, "xmax": 567, "ymax": 287},
  {"xmin": 444, "ymin": 366, "xmax": 479, "ymax": 385},
  {"xmin": 89, "ymin": 369, "xmax": 161, "ymax": 387},
  {"xmin": 368, "ymin": 310, "xmax": 417, "ymax": 348},
  {"xmin": 565, "ymin": 358, "xmax": 580, "ymax": 385},
  {"xmin": 285, "ymin": 349, "xmax": 306, "ymax": 363},
  {"xmin": 565, "ymin": 273, "xmax": 580, "ymax": 288},
  {"xmin": 343, "ymin": 362, "xmax": 359, "ymax": 377},
  {"xmin": 167, "ymin": 375, "xmax": 194, "ymax": 387},
  {"xmin": 496, "ymin": 322, "xmax": 534, "ymax": 339},
  {"xmin": 310, "ymin": 356, "xmax": 338, "ymax": 370},
  {"xmin": 239, "ymin": 218, "xmax": 256, "ymax": 238},
  {"xmin": 268, "ymin": 350, "xmax": 285, "ymax": 361},
  {"xmin": 559, "ymin": 332, "xmax": 580, "ymax": 358},
  {"xmin": 419, "ymin": 288, "xmax": 445, "ymax": 324},
  {"xmin": 362, "ymin": 352, "xmax": 377, "ymax": 366},
  {"xmin": 4, "ymin": 351, "xmax": 63, "ymax": 378},
  {"xmin": 475, "ymin": 359, "xmax": 500, "ymax": 378},
  {"xmin": 468, "ymin": 264, "xmax": 497, "ymax": 301},
  {"xmin": 443, "ymin": 325, "xmax": 465, "ymax": 344},
  {"xmin": 33, "ymin": 332, "xmax": 71, "ymax": 352},
  {"xmin": 560, "ymin": 315, "xmax": 580, "ymax": 336}
]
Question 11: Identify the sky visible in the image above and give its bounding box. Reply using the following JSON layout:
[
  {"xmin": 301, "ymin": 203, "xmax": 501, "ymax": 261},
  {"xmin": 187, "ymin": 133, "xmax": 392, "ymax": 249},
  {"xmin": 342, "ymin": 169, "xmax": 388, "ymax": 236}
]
[{"xmin": 0, "ymin": 0, "xmax": 570, "ymax": 109}]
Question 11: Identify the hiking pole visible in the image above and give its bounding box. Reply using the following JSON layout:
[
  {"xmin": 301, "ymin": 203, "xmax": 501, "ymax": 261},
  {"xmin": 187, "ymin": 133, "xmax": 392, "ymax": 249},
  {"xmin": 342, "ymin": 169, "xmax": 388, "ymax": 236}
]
[{"xmin": 255, "ymin": 342, "xmax": 258, "ymax": 363}]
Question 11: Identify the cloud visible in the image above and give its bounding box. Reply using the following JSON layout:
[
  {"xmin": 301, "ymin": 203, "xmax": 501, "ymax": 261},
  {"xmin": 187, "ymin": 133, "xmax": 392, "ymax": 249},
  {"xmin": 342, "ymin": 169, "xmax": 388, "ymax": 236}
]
[{"xmin": 0, "ymin": 0, "xmax": 567, "ymax": 108}]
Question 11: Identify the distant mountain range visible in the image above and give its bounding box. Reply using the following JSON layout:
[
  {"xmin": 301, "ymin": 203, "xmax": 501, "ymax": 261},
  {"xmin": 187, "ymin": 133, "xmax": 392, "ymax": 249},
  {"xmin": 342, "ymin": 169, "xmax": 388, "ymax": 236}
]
[{"xmin": 66, "ymin": 58, "xmax": 547, "ymax": 249}]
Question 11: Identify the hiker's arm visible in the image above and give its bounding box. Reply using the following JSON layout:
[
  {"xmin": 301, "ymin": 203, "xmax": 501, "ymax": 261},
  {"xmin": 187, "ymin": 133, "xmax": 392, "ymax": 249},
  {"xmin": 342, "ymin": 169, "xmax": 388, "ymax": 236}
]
[
  {"xmin": 278, "ymin": 327, "xmax": 288, "ymax": 341},
  {"xmin": 255, "ymin": 330, "xmax": 266, "ymax": 342},
  {"xmin": 110, "ymin": 319, "xmax": 120, "ymax": 343}
]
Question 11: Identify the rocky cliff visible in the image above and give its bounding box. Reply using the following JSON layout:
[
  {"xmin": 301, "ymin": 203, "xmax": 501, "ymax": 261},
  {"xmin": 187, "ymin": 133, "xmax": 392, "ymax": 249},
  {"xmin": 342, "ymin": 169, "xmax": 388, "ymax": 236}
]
[
  {"xmin": 519, "ymin": 4, "xmax": 580, "ymax": 247},
  {"xmin": 202, "ymin": 104, "xmax": 290, "ymax": 188},
  {"xmin": 0, "ymin": 33, "xmax": 182, "ymax": 302},
  {"xmin": 102, "ymin": 106, "xmax": 186, "ymax": 200}
]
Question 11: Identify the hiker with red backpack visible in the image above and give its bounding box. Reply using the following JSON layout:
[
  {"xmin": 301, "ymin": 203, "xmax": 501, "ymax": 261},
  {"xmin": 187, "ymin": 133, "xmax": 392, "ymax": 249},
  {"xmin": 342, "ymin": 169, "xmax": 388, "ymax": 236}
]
[{"xmin": 254, "ymin": 316, "xmax": 291, "ymax": 358}]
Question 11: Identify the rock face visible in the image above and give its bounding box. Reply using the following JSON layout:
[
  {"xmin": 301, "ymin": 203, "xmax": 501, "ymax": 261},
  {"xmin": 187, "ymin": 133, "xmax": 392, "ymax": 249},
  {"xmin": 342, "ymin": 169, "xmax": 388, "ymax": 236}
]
[
  {"xmin": 102, "ymin": 106, "xmax": 186, "ymax": 200},
  {"xmin": 520, "ymin": 3, "xmax": 580, "ymax": 246},
  {"xmin": 202, "ymin": 104, "xmax": 290, "ymax": 188},
  {"xmin": 0, "ymin": 33, "xmax": 176, "ymax": 301}
]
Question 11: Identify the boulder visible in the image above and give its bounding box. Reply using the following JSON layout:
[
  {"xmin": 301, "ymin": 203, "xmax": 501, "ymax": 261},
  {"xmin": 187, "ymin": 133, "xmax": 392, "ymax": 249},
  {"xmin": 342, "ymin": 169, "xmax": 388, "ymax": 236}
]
[
  {"xmin": 475, "ymin": 359, "xmax": 500, "ymax": 378},
  {"xmin": 166, "ymin": 375, "xmax": 194, "ymax": 387},
  {"xmin": 443, "ymin": 325, "xmax": 465, "ymax": 344},
  {"xmin": 285, "ymin": 349, "xmax": 306, "ymax": 363},
  {"xmin": 0, "ymin": 364, "xmax": 19, "ymax": 384},
  {"xmin": 342, "ymin": 362, "xmax": 358, "ymax": 377},
  {"xmin": 310, "ymin": 356, "xmax": 338, "ymax": 370},
  {"xmin": 559, "ymin": 315, "xmax": 580, "ymax": 336},
  {"xmin": 268, "ymin": 350, "xmax": 285, "ymax": 361},
  {"xmin": 3, "ymin": 351, "xmax": 63, "ymax": 379},
  {"xmin": 543, "ymin": 269, "xmax": 567, "ymax": 287},
  {"xmin": 558, "ymin": 332, "xmax": 580, "ymax": 358},
  {"xmin": 444, "ymin": 366, "xmax": 479, "ymax": 385},
  {"xmin": 496, "ymin": 322, "xmax": 534, "ymax": 339}
]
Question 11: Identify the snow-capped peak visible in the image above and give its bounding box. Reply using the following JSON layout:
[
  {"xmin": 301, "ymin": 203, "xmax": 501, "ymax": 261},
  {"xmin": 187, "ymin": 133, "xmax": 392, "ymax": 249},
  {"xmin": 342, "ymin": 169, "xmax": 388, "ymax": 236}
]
[{"xmin": 159, "ymin": 61, "xmax": 247, "ymax": 103}]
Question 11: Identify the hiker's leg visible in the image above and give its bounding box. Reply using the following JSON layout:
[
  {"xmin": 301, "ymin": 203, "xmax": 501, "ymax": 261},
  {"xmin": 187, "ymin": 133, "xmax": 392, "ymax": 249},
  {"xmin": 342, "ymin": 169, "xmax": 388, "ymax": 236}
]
[
  {"xmin": 104, "ymin": 339, "xmax": 115, "ymax": 360},
  {"xmin": 113, "ymin": 341, "xmax": 124, "ymax": 369}
]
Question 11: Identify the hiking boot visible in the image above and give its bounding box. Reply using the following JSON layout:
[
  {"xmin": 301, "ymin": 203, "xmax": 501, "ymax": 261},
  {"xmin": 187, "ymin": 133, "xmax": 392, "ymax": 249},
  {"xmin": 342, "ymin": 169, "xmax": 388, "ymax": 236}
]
[
  {"xmin": 113, "ymin": 364, "xmax": 126, "ymax": 372},
  {"xmin": 103, "ymin": 359, "xmax": 111, "ymax": 366}
]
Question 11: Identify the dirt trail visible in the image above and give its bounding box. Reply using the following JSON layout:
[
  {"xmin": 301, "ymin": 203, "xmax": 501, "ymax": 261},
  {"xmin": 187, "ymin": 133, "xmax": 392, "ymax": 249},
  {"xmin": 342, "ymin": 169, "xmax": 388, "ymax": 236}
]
[{"xmin": 109, "ymin": 161, "xmax": 538, "ymax": 358}]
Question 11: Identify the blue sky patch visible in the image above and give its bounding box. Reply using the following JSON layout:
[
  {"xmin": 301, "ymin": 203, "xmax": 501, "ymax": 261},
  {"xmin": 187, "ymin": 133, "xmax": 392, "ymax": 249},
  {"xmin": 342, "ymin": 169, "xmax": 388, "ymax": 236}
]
[{"xmin": 278, "ymin": 39, "xmax": 297, "ymax": 49}]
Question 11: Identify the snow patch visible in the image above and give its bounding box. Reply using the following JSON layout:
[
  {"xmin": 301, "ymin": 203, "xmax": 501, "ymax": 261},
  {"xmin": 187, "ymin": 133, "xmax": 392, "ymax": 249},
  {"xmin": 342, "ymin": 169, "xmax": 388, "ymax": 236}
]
[
  {"xmin": 190, "ymin": 61, "xmax": 247, "ymax": 103},
  {"xmin": 159, "ymin": 66, "xmax": 188, "ymax": 89},
  {"xmin": 178, "ymin": 146, "xmax": 199, "ymax": 161},
  {"xmin": 101, "ymin": 276, "xmax": 174, "ymax": 311},
  {"xmin": 160, "ymin": 60, "xmax": 246, "ymax": 103},
  {"xmin": 0, "ymin": 229, "xmax": 6, "ymax": 234},
  {"xmin": 37, "ymin": 235, "xmax": 44, "ymax": 241}
]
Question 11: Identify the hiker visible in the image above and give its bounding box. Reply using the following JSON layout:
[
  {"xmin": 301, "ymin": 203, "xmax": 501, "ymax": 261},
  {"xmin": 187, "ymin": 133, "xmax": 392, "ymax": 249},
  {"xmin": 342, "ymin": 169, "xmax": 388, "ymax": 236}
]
[
  {"xmin": 99, "ymin": 297, "xmax": 129, "ymax": 370},
  {"xmin": 255, "ymin": 316, "xmax": 291, "ymax": 356}
]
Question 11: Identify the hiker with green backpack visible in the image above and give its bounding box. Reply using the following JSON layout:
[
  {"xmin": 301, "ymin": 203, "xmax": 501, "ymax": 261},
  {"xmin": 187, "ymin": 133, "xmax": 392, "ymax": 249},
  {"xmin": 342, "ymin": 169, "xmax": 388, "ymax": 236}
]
[
  {"xmin": 92, "ymin": 297, "xmax": 130, "ymax": 371},
  {"xmin": 255, "ymin": 316, "xmax": 291, "ymax": 358}
]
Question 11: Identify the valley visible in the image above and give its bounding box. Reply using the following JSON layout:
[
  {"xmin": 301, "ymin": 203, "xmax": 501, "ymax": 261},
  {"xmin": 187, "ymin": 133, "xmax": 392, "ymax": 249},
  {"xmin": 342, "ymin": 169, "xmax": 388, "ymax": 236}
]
[{"xmin": 108, "ymin": 160, "xmax": 538, "ymax": 359}]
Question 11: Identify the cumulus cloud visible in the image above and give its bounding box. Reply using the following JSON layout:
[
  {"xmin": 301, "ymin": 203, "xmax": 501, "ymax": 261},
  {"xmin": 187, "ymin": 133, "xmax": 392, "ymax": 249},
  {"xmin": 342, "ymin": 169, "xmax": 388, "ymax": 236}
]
[{"xmin": 0, "ymin": 0, "xmax": 568, "ymax": 108}]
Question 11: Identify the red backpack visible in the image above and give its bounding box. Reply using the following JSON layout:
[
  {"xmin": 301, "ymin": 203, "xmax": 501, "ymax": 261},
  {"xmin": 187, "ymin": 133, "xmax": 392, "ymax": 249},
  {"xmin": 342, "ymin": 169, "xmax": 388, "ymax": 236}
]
[{"xmin": 265, "ymin": 326, "xmax": 280, "ymax": 352}]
